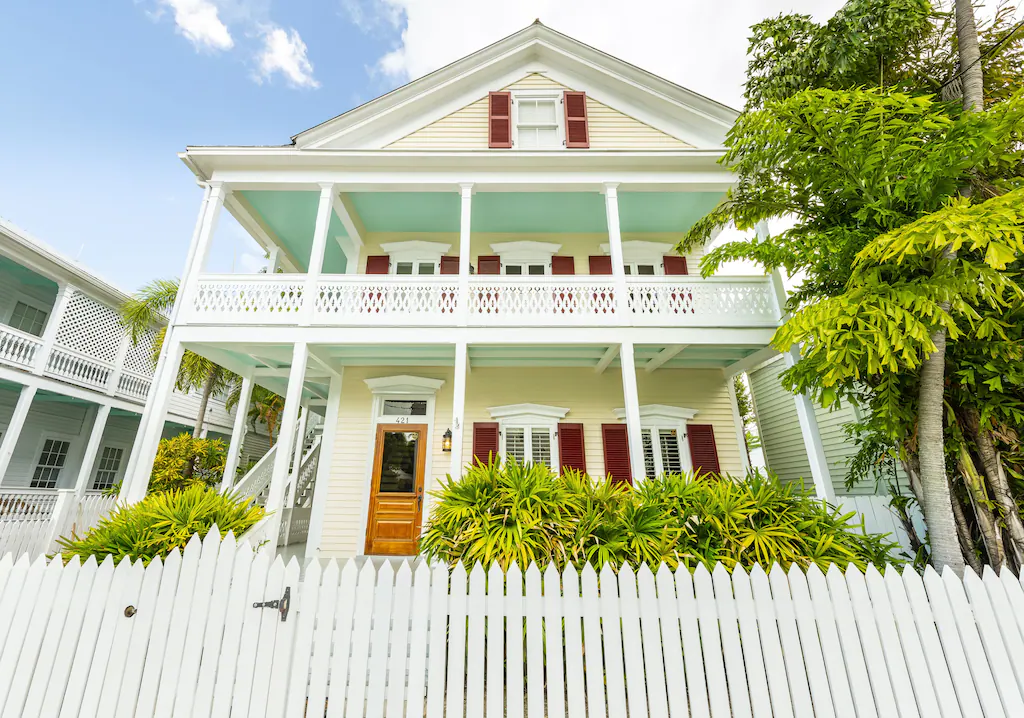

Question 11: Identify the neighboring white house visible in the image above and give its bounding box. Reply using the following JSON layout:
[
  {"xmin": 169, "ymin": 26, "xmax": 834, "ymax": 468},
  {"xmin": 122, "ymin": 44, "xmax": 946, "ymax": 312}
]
[
  {"xmin": 122, "ymin": 21, "xmax": 895, "ymax": 559},
  {"xmin": 0, "ymin": 216, "xmax": 240, "ymax": 498}
]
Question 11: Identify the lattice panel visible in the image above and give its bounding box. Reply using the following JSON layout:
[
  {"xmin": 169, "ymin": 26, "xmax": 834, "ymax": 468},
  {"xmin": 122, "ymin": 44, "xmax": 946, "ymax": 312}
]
[
  {"xmin": 123, "ymin": 329, "xmax": 157, "ymax": 375},
  {"xmin": 628, "ymin": 281, "xmax": 776, "ymax": 319},
  {"xmin": 315, "ymin": 279, "xmax": 459, "ymax": 318},
  {"xmin": 468, "ymin": 282, "xmax": 618, "ymax": 317},
  {"xmin": 55, "ymin": 290, "xmax": 124, "ymax": 363},
  {"xmin": 193, "ymin": 280, "xmax": 305, "ymax": 316}
]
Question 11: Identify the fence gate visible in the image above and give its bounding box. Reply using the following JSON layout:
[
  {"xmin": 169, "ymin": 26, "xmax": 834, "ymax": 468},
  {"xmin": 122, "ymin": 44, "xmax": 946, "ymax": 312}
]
[{"xmin": 2, "ymin": 530, "xmax": 1024, "ymax": 717}]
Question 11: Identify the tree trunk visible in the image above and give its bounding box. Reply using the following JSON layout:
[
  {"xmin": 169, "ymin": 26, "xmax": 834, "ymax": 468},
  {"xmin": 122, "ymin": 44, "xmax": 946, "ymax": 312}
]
[
  {"xmin": 961, "ymin": 407, "xmax": 1024, "ymax": 569},
  {"xmin": 950, "ymin": 485, "xmax": 984, "ymax": 574},
  {"xmin": 955, "ymin": 0, "xmax": 984, "ymax": 112},
  {"xmin": 958, "ymin": 444, "xmax": 1005, "ymax": 568},
  {"xmin": 192, "ymin": 367, "xmax": 217, "ymax": 439}
]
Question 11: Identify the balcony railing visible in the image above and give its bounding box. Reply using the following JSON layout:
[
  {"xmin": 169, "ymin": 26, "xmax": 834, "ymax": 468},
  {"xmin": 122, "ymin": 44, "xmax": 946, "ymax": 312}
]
[
  {"xmin": 186, "ymin": 274, "xmax": 780, "ymax": 328},
  {"xmin": 0, "ymin": 325, "xmax": 43, "ymax": 369}
]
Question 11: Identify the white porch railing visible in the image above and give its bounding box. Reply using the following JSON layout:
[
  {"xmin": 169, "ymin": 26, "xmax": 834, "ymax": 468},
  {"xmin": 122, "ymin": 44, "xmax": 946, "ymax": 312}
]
[
  {"xmin": 44, "ymin": 345, "xmax": 113, "ymax": 389},
  {"xmin": 0, "ymin": 488, "xmax": 117, "ymax": 558},
  {"xmin": 2, "ymin": 530, "xmax": 1022, "ymax": 717},
  {"xmin": 230, "ymin": 443, "xmax": 278, "ymax": 505},
  {"xmin": 114, "ymin": 369, "xmax": 153, "ymax": 401},
  {"xmin": 185, "ymin": 273, "xmax": 780, "ymax": 327},
  {"xmin": 0, "ymin": 325, "xmax": 42, "ymax": 369}
]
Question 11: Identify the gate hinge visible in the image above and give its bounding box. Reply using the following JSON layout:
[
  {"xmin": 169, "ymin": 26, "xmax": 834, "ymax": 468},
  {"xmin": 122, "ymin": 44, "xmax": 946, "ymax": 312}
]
[{"xmin": 253, "ymin": 586, "xmax": 291, "ymax": 622}]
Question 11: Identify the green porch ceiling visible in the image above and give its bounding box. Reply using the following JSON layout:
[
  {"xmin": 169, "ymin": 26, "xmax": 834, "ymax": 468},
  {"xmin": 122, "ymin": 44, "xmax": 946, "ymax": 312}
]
[
  {"xmin": 349, "ymin": 192, "xmax": 461, "ymax": 232},
  {"xmin": 0, "ymin": 255, "xmax": 60, "ymax": 291},
  {"xmin": 617, "ymin": 192, "xmax": 725, "ymax": 233},
  {"xmin": 239, "ymin": 191, "xmax": 349, "ymax": 273}
]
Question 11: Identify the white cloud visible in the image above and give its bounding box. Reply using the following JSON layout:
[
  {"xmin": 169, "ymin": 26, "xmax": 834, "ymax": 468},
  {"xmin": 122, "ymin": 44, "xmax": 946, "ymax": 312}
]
[
  {"xmin": 256, "ymin": 26, "xmax": 320, "ymax": 88},
  {"xmin": 159, "ymin": 0, "xmax": 234, "ymax": 51},
  {"xmin": 348, "ymin": 0, "xmax": 849, "ymax": 109}
]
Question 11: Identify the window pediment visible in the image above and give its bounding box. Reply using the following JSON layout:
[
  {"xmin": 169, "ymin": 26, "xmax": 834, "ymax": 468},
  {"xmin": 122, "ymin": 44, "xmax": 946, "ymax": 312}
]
[
  {"xmin": 613, "ymin": 404, "xmax": 699, "ymax": 423},
  {"xmin": 365, "ymin": 375, "xmax": 446, "ymax": 395},
  {"xmin": 490, "ymin": 241, "xmax": 562, "ymax": 261},
  {"xmin": 600, "ymin": 241, "xmax": 674, "ymax": 261},
  {"xmin": 379, "ymin": 241, "xmax": 452, "ymax": 260},
  {"xmin": 487, "ymin": 402, "xmax": 569, "ymax": 423}
]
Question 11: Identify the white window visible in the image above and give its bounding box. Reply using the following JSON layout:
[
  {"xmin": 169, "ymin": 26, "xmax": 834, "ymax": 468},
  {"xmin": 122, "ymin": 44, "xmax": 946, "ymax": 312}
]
[
  {"xmin": 513, "ymin": 92, "xmax": 563, "ymax": 149},
  {"xmin": 488, "ymin": 403, "xmax": 569, "ymax": 469},
  {"xmin": 31, "ymin": 438, "xmax": 71, "ymax": 488},
  {"xmin": 503, "ymin": 262, "xmax": 548, "ymax": 276},
  {"xmin": 394, "ymin": 261, "xmax": 438, "ymax": 276},
  {"xmin": 600, "ymin": 241, "xmax": 676, "ymax": 276},
  {"xmin": 10, "ymin": 301, "xmax": 48, "ymax": 336},
  {"xmin": 91, "ymin": 446, "xmax": 125, "ymax": 490},
  {"xmin": 614, "ymin": 405, "xmax": 698, "ymax": 479},
  {"xmin": 624, "ymin": 263, "xmax": 658, "ymax": 276},
  {"xmin": 380, "ymin": 241, "xmax": 451, "ymax": 276},
  {"xmin": 490, "ymin": 241, "xmax": 561, "ymax": 276}
]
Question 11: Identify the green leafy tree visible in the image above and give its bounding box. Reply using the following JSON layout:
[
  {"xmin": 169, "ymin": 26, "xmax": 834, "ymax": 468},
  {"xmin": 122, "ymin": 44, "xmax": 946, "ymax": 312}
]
[
  {"xmin": 120, "ymin": 278, "xmax": 235, "ymax": 437},
  {"xmin": 225, "ymin": 382, "xmax": 286, "ymax": 446}
]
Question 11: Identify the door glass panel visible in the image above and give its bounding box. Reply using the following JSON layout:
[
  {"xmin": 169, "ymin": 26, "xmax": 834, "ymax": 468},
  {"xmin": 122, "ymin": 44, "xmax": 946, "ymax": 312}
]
[{"xmin": 378, "ymin": 431, "xmax": 419, "ymax": 493}]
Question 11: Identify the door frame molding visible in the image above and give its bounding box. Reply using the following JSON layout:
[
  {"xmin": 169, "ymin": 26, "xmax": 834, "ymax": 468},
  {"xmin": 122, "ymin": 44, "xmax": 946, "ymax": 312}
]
[
  {"xmin": 356, "ymin": 376, "xmax": 443, "ymax": 557},
  {"xmin": 364, "ymin": 422, "xmax": 429, "ymax": 555}
]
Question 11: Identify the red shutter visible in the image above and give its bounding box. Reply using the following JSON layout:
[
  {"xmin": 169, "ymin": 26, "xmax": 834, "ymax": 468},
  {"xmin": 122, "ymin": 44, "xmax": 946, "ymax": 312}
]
[
  {"xmin": 589, "ymin": 256, "xmax": 612, "ymax": 275},
  {"xmin": 440, "ymin": 256, "xmax": 459, "ymax": 275},
  {"xmin": 488, "ymin": 92, "xmax": 513, "ymax": 149},
  {"xmin": 663, "ymin": 255, "xmax": 689, "ymax": 275},
  {"xmin": 564, "ymin": 91, "xmax": 590, "ymax": 148},
  {"xmin": 602, "ymin": 424, "xmax": 632, "ymax": 485},
  {"xmin": 472, "ymin": 422, "xmax": 500, "ymax": 465},
  {"xmin": 477, "ymin": 256, "xmax": 501, "ymax": 275},
  {"xmin": 551, "ymin": 256, "xmax": 575, "ymax": 275},
  {"xmin": 557, "ymin": 423, "xmax": 586, "ymax": 475},
  {"xmin": 688, "ymin": 424, "xmax": 721, "ymax": 476},
  {"xmin": 365, "ymin": 255, "xmax": 390, "ymax": 274}
]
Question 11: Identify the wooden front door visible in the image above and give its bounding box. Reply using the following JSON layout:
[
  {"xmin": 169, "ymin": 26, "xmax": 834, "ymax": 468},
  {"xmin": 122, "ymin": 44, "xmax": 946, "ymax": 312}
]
[{"xmin": 365, "ymin": 423, "xmax": 428, "ymax": 556}]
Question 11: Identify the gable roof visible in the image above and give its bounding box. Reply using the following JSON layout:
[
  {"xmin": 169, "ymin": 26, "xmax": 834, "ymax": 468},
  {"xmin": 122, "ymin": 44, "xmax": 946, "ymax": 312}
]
[{"xmin": 294, "ymin": 21, "xmax": 739, "ymax": 150}]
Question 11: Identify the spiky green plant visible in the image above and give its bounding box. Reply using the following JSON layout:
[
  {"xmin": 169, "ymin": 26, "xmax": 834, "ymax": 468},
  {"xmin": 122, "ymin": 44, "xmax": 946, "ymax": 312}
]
[
  {"xmin": 55, "ymin": 485, "xmax": 264, "ymax": 565},
  {"xmin": 420, "ymin": 460, "xmax": 899, "ymax": 571}
]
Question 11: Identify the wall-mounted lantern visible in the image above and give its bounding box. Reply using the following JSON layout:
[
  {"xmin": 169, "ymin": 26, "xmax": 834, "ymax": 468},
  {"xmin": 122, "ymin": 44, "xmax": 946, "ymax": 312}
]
[{"xmin": 442, "ymin": 428, "xmax": 453, "ymax": 452}]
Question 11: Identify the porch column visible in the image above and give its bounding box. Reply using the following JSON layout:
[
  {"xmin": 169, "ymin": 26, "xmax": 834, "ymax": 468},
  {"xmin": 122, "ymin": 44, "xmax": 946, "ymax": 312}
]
[
  {"xmin": 73, "ymin": 404, "xmax": 111, "ymax": 499},
  {"xmin": 267, "ymin": 246, "xmax": 282, "ymax": 273},
  {"xmin": 106, "ymin": 332, "xmax": 133, "ymax": 396},
  {"xmin": 306, "ymin": 370, "xmax": 343, "ymax": 558},
  {"xmin": 725, "ymin": 370, "xmax": 752, "ymax": 473},
  {"xmin": 618, "ymin": 341, "xmax": 645, "ymax": 482},
  {"xmin": 458, "ymin": 183, "xmax": 473, "ymax": 324},
  {"xmin": 302, "ymin": 183, "xmax": 335, "ymax": 325},
  {"xmin": 181, "ymin": 182, "xmax": 228, "ymax": 310},
  {"xmin": 221, "ymin": 371, "xmax": 253, "ymax": 491},
  {"xmin": 263, "ymin": 342, "xmax": 309, "ymax": 545},
  {"xmin": 451, "ymin": 340, "xmax": 468, "ymax": 478},
  {"xmin": 603, "ymin": 183, "xmax": 629, "ymax": 316},
  {"xmin": 121, "ymin": 338, "xmax": 186, "ymax": 503},
  {"xmin": 0, "ymin": 385, "xmax": 36, "ymax": 481},
  {"xmin": 33, "ymin": 282, "xmax": 74, "ymax": 375},
  {"xmin": 122, "ymin": 183, "xmax": 214, "ymax": 485}
]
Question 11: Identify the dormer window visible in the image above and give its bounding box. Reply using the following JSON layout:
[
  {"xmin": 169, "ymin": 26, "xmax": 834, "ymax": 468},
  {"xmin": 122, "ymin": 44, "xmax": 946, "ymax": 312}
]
[
  {"xmin": 514, "ymin": 92, "xmax": 562, "ymax": 149},
  {"xmin": 488, "ymin": 90, "xmax": 589, "ymax": 150}
]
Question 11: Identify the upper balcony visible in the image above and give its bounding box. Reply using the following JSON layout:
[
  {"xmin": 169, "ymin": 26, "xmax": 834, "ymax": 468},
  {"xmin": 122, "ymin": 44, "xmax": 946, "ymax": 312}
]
[{"xmin": 178, "ymin": 183, "xmax": 781, "ymax": 333}]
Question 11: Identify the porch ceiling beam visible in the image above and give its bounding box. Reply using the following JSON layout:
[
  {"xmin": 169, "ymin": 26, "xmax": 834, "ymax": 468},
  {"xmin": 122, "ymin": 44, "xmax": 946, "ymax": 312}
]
[
  {"xmin": 594, "ymin": 345, "xmax": 619, "ymax": 374},
  {"xmin": 334, "ymin": 193, "xmax": 366, "ymax": 248},
  {"xmin": 252, "ymin": 367, "xmax": 331, "ymax": 379},
  {"xmin": 644, "ymin": 344, "xmax": 688, "ymax": 373},
  {"xmin": 307, "ymin": 346, "xmax": 341, "ymax": 377},
  {"xmin": 225, "ymin": 192, "xmax": 303, "ymax": 272},
  {"xmin": 723, "ymin": 346, "xmax": 779, "ymax": 377}
]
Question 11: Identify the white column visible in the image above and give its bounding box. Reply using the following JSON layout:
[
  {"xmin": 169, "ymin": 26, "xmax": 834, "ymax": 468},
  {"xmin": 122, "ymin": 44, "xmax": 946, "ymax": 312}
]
[
  {"xmin": 122, "ymin": 184, "xmax": 214, "ymax": 485},
  {"xmin": 181, "ymin": 182, "xmax": 228, "ymax": 311},
  {"xmin": 451, "ymin": 340, "xmax": 468, "ymax": 478},
  {"xmin": 0, "ymin": 385, "xmax": 36, "ymax": 481},
  {"xmin": 303, "ymin": 183, "xmax": 335, "ymax": 325},
  {"xmin": 618, "ymin": 341, "xmax": 645, "ymax": 482},
  {"xmin": 121, "ymin": 338, "xmax": 186, "ymax": 503},
  {"xmin": 603, "ymin": 183, "xmax": 629, "ymax": 317},
  {"xmin": 73, "ymin": 404, "xmax": 111, "ymax": 499},
  {"xmin": 267, "ymin": 246, "xmax": 282, "ymax": 273},
  {"xmin": 306, "ymin": 370, "xmax": 343, "ymax": 559},
  {"xmin": 106, "ymin": 333, "xmax": 133, "ymax": 396},
  {"xmin": 33, "ymin": 282, "xmax": 74, "ymax": 375},
  {"xmin": 263, "ymin": 342, "xmax": 309, "ymax": 544},
  {"xmin": 725, "ymin": 371, "xmax": 751, "ymax": 473},
  {"xmin": 221, "ymin": 372, "xmax": 253, "ymax": 491},
  {"xmin": 458, "ymin": 183, "xmax": 473, "ymax": 324}
]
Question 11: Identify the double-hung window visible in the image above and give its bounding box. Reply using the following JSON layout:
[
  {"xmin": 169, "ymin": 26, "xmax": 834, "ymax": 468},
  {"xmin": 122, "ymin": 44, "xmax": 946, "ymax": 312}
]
[
  {"xmin": 31, "ymin": 438, "xmax": 71, "ymax": 488},
  {"xmin": 514, "ymin": 92, "xmax": 563, "ymax": 149},
  {"xmin": 10, "ymin": 301, "xmax": 48, "ymax": 336},
  {"xmin": 92, "ymin": 446, "xmax": 125, "ymax": 490}
]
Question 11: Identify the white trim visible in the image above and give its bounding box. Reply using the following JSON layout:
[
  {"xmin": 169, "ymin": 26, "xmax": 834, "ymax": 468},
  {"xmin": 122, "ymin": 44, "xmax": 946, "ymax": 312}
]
[
  {"xmin": 29, "ymin": 431, "xmax": 77, "ymax": 489},
  {"xmin": 601, "ymin": 240, "xmax": 675, "ymax": 275},
  {"xmin": 365, "ymin": 375, "xmax": 445, "ymax": 395},
  {"xmin": 380, "ymin": 240, "xmax": 452, "ymax": 269},
  {"xmin": 613, "ymin": 405, "xmax": 696, "ymax": 476},
  {"xmin": 613, "ymin": 404, "xmax": 699, "ymax": 423},
  {"xmin": 487, "ymin": 403, "xmax": 570, "ymax": 422},
  {"xmin": 511, "ymin": 88, "xmax": 565, "ymax": 150},
  {"xmin": 486, "ymin": 402, "xmax": 567, "ymax": 470},
  {"xmin": 490, "ymin": 241, "xmax": 562, "ymax": 276}
]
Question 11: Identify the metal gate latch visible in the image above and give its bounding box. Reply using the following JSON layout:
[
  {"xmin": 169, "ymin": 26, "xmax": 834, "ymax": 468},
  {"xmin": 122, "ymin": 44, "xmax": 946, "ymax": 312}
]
[{"xmin": 253, "ymin": 586, "xmax": 291, "ymax": 622}]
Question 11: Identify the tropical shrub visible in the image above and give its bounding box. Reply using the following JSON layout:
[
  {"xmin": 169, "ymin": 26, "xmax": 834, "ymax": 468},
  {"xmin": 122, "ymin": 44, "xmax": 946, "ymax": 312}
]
[
  {"xmin": 55, "ymin": 484, "xmax": 264, "ymax": 565},
  {"xmin": 148, "ymin": 433, "xmax": 226, "ymax": 494},
  {"xmin": 419, "ymin": 460, "xmax": 899, "ymax": 571}
]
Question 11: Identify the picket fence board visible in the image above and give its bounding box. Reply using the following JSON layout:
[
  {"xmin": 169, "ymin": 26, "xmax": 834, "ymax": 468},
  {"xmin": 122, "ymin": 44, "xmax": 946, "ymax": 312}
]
[{"xmin": 6, "ymin": 542, "xmax": 1024, "ymax": 718}]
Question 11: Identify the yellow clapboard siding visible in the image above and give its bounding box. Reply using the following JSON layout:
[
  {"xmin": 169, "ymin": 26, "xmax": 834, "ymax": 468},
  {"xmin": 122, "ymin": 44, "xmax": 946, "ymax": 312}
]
[
  {"xmin": 319, "ymin": 365, "xmax": 741, "ymax": 557},
  {"xmin": 386, "ymin": 73, "xmax": 691, "ymax": 149}
]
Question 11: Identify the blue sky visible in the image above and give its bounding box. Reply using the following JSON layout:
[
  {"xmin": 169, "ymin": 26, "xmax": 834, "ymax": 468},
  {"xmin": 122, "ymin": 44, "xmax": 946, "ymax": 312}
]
[{"xmin": 0, "ymin": 0, "xmax": 887, "ymax": 292}]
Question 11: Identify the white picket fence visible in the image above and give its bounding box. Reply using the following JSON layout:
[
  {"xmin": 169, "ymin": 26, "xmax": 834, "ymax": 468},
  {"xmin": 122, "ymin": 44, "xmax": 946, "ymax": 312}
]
[{"xmin": 3, "ymin": 531, "xmax": 1024, "ymax": 718}]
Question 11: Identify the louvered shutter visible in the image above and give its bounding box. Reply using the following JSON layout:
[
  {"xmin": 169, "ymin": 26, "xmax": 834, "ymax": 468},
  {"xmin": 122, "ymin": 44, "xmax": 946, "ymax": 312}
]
[
  {"xmin": 477, "ymin": 256, "xmax": 501, "ymax": 275},
  {"xmin": 602, "ymin": 424, "xmax": 632, "ymax": 485},
  {"xmin": 365, "ymin": 255, "xmax": 390, "ymax": 274},
  {"xmin": 563, "ymin": 91, "xmax": 590, "ymax": 148},
  {"xmin": 488, "ymin": 92, "xmax": 513, "ymax": 149},
  {"xmin": 663, "ymin": 255, "xmax": 689, "ymax": 275},
  {"xmin": 557, "ymin": 423, "xmax": 586, "ymax": 474},
  {"xmin": 551, "ymin": 256, "xmax": 575, "ymax": 275},
  {"xmin": 687, "ymin": 424, "xmax": 721, "ymax": 476},
  {"xmin": 472, "ymin": 422, "xmax": 500, "ymax": 465},
  {"xmin": 589, "ymin": 256, "xmax": 612, "ymax": 275},
  {"xmin": 440, "ymin": 256, "xmax": 459, "ymax": 275}
]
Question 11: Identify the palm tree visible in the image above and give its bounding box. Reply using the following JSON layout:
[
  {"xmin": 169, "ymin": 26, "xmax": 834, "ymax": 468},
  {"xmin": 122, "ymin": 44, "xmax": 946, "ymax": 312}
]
[
  {"xmin": 120, "ymin": 279, "xmax": 234, "ymax": 437},
  {"xmin": 225, "ymin": 381, "xmax": 286, "ymax": 446}
]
